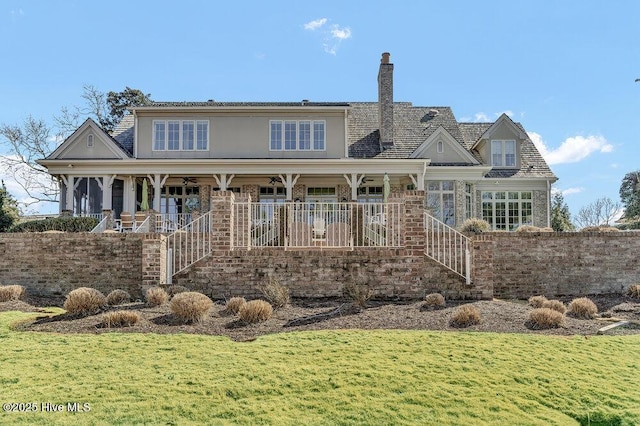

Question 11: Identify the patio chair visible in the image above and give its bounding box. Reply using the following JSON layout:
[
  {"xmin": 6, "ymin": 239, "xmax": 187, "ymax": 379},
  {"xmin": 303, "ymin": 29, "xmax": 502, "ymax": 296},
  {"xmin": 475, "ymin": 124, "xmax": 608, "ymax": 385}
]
[
  {"xmin": 288, "ymin": 222, "xmax": 312, "ymax": 247},
  {"xmin": 326, "ymin": 222, "xmax": 351, "ymax": 247},
  {"xmin": 312, "ymin": 216, "xmax": 326, "ymax": 239},
  {"xmin": 120, "ymin": 212, "xmax": 134, "ymax": 232},
  {"xmin": 134, "ymin": 212, "xmax": 147, "ymax": 229}
]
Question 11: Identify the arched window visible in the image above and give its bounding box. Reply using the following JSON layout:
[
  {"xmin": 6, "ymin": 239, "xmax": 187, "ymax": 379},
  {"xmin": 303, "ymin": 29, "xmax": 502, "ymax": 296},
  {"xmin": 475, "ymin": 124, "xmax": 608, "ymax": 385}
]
[
  {"xmin": 87, "ymin": 134, "xmax": 94, "ymax": 147},
  {"xmin": 436, "ymin": 140, "xmax": 443, "ymax": 153}
]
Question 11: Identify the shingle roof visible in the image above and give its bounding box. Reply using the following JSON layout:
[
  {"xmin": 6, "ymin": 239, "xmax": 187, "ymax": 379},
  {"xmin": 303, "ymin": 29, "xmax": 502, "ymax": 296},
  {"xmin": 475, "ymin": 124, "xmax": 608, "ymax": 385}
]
[
  {"xmin": 145, "ymin": 101, "xmax": 350, "ymax": 108},
  {"xmin": 111, "ymin": 114, "xmax": 134, "ymax": 155}
]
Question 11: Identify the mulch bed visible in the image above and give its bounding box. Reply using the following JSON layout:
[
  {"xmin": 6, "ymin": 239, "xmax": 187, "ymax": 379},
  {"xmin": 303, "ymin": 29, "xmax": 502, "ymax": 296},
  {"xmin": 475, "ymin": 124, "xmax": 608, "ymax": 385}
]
[{"xmin": 3, "ymin": 295, "xmax": 639, "ymax": 341}]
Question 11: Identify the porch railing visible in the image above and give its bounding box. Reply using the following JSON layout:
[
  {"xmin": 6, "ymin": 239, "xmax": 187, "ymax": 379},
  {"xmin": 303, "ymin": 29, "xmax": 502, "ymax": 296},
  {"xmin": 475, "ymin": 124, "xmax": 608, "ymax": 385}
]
[
  {"xmin": 90, "ymin": 216, "xmax": 109, "ymax": 233},
  {"xmin": 424, "ymin": 212, "xmax": 471, "ymax": 284},
  {"xmin": 75, "ymin": 213, "xmax": 104, "ymax": 220},
  {"xmin": 134, "ymin": 216, "xmax": 151, "ymax": 233},
  {"xmin": 155, "ymin": 213, "xmax": 193, "ymax": 233},
  {"xmin": 233, "ymin": 202, "xmax": 402, "ymax": 249},
  {"xmin": 166, "ymin": 211, "xmax": 213, "ymax": 280}
]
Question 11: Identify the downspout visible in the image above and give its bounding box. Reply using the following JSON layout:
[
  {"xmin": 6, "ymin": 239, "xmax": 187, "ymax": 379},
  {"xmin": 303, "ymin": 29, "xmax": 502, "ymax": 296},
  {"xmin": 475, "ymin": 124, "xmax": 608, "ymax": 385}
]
[
  {"xmin": 546, "ymin": 180, "xmax": 551, "ymax": 227},
  {"xmin": 344, "ymin": 108, "xmax": 349, "ymax": 158},
  {"xmin": 133, "ymin": 110, "xmax": 138, "ymax": 159}
]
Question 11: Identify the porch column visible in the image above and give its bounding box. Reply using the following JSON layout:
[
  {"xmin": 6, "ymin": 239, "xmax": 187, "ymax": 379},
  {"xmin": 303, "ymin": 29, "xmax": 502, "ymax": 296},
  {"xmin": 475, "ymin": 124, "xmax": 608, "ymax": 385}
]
[
  {"xmin": 148, "ymin": 174, "xmax": 169, "ymax": 212},
  {"xmin": 278, "ymin": 173, "xmax": 300, "ymax": 201},
  {"xmin": 97, "ymin": 175, "xmax": 115, "ymax": 210},
  {"xmin": 213, "ymin": 174, "xmax": 235, "ymax": 191},
  {"xmin": 343, "ymin": 173, "xmax": 365, "ymax": 201},
  {"xmin": 124, "ymin": 176, "xmax": 136, "ymax": 213},
  {"xmin": 61, "ymin": 175, "xmax": 74, "ymax": 214}
]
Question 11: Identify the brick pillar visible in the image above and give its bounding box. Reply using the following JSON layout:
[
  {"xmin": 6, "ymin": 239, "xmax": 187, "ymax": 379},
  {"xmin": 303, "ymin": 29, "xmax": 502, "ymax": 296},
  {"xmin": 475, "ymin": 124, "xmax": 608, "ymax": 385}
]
[
  {"xmin": 470, "ymin": 234, "xmax": 494, "ymax": 299},
  {"xmin": 403, "ymin": 190, "xmax": 426, "ymax": 255},
  {"xmin": 142, "ymin": 234, "xmax": 164, "ymax": 288},
  {"xmin": 102, "ymin": 209, "xmax": 114, "ymax": 230},
  {"xmin": 211, "ymin": 190, "xmax": 235, "ymax": 249}
]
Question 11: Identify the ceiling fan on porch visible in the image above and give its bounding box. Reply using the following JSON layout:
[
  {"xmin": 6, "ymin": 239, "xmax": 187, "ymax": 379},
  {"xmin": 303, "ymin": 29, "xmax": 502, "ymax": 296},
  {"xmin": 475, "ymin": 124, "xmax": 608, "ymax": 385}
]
[{"xmin": 182, "ymin": 177, "xmax": 197, "ymax": 186}]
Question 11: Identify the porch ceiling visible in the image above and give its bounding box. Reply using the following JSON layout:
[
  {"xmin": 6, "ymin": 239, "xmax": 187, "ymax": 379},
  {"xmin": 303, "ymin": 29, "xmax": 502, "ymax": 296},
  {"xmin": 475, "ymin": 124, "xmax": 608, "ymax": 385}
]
[{"xmin": 39, "ymin": 158, "xmax": 431, "ymax": 176}]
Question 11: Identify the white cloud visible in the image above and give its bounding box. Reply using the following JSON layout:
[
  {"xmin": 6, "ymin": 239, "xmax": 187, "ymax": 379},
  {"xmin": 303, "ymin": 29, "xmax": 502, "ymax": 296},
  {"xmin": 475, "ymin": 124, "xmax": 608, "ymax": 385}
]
[
  {"xmin": 304, "ymin": 18, "xmax": 327, "ymax": 31},
  {"xmin": 528, "ymin": 132, "xmax": 613, "ymax": 165},
  {"xmin": 330, "ymin": 25, "xmax": 351, "ymax": 40},
  {"xmin": 561, "ymin": 187, "xmax": 584, "ymax": 196},
  {"xmin": 474, "ymin": 112, "xmax": 491, "ymax": 122},
  {"xmin": 304, "ymin": 19, "xmax": 352, "ymax": 55}
]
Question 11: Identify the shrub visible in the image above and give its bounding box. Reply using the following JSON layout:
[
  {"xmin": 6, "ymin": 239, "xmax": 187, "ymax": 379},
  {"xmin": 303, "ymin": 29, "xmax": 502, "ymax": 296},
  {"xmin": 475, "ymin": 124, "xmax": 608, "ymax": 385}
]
[
  {"xmin": 343, "ymin": 280, "xmax": 371, "ymax": 308},
  {"xmin": 542, "ymin": 299, "xmax": 566, "ymax": 314},
  {"xmin": 567, "ymin": 297, "xmax": 598, "ymax": 319},
  {"xmin": 146, "ymin": 287, "xmax": 169, "ymax": 307},
  {"xmin": 166, "ymin": 285, "xmax": 189, "ymax": 298},
  {"xmin": 106, "ymin": 289, "xmax": 131, "ymax": 306},
  {"xmin": 0, "ymin": 285, "xmax": 26, "ymax": 302},
  {"xmin": 101, "ymin": 311, "xmax": 140, "ymax": 328},
  {"xmin": 170, "ymin": 292, "xmax": 213, "ymax": 323},
  {"xmin": 528, "ymin": 295, "xmax": 548, "ymax": 308},
  {"xmin": 459, "ymin": 218, "xmax": 490, "ymax": 233},
  {"xmin": 450, "ymin": 305, "xmax": 481, "ymax": 328},
  {"xmin": 580, "ymin": 225, "xmax": 620, "ymax": 233},
  {"xmin": 225, "ymin": 297, "xmax": 247, "ymax": 314},
  {"xmin": 9, "ymin": 216, "xmax": 98, "ymax": 233},
  {"xmin": 528, "ymin": 308, "xmax": 564, "ymax": 329},
  {"xmin": 259, "ymin": 278, "xmax": 290, "ymax": 309},
  {"xmin": 238, "ymin": 300, "xmax": 273, "ymax": 323},
  {"xmin": 627, "ymin": 284, "xmax": 640, "ymax": 299},
  {"xmin": 63, "ymin": 287, "xmax": 106, "ymax": 315},
  {"xmin": 423, "ymin": 293, "xmax": 446, "ymax": 310}
]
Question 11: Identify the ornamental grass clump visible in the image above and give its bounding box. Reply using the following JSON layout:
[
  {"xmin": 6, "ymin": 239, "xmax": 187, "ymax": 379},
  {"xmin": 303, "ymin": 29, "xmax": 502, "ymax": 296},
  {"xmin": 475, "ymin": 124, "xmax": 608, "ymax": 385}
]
[
  {"xmin": 343, "ymin": 280, "xmax": 372, "ymax": 308},
  {"xmin": 542, "ymin": 299, "xmax": 566, "ymax": 314},
  {"xmin": 450, "ymin": 305, "xmax": 481, "ymax": 328},
  {"xmin": 528, "ymin": 295, "xmax": 548, "ymax": 308},
  {"xmin": 459, "ymin": 218, "xmax": 490, "ymax": 234},
  {"xmin": 101, "ymin": 311, "xmax": 140, "ymax": 328},
  {"xmin": 239, "ymin": 300, "xmax": 273, "ymax": 324},
  {"xmin": 567, "ymin": 297, "xmax": 598, "ymax": 319},
  {"xmin": 259, "ymin": 278, "xmax": 290, "ymax": 309},
  {"xmin": 146, "ymin": 287, "xmax": 169, "ymax": 307},
  {"xmin": 166, "ymin": 285, "xmax": 189, "ymax": 298},
  {"xmin": 627, "ymin": 284, "xmax": 640, "ymax": 299},
  {"xmin": 225, "ymin": 297, "xmax": 247, "ymax": 315},
  {"xmin": 0, "ymin": 285, "xmax": 26, "ymax": 302},
  {"xmin": 106, "ymin": 289, "xmax": 131, "ymax": 306},
  {"xmin": 63, "ymin": 287, "xmax": 106, "ymax": 315},
  {"xmin": 528, "ymin": 308, "xmax": 564, "ymax": 329},
  {"xmin": 423, "ymin": 293, "xmax": 446, "ymax": 310},
  {"xmin": 170, "ymin": 292, "xmax": 213, "ymax": 323}
]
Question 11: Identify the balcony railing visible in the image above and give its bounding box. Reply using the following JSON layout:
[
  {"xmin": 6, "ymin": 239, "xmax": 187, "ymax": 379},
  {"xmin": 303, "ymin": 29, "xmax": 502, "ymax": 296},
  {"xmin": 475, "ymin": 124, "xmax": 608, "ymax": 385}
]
[{"xmin": 233, "ymin": 202, "xmax": 402, "ymax": 249}]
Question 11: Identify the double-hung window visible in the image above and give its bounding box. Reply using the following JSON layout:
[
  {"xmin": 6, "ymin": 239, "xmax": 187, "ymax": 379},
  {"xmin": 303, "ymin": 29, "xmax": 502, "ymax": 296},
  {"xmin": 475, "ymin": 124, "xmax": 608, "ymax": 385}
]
[
  {"xmin": 491, "ymin": 140, "xmax": 516, "ymax": 167},
  {"xmin": 270, "ymin": 120, "xmax": 325, "ymax": 151},
  {"xmin": 153, "ymin": 120, "xmax": 209, "ymax": 151}
]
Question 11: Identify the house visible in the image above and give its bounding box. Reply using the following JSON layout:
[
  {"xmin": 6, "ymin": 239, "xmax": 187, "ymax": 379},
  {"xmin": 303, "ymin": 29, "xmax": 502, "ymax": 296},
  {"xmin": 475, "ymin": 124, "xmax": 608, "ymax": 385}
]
[{"xmin": 39, "ymin": 52, "xmax": 557, "ymax": 233}]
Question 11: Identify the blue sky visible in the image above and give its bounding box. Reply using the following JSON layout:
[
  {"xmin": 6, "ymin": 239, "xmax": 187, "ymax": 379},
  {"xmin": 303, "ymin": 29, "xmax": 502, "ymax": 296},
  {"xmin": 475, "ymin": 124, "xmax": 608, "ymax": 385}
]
[{"xmin": 1, "ymin": 0, "xmax": 639, "ymax": 217}]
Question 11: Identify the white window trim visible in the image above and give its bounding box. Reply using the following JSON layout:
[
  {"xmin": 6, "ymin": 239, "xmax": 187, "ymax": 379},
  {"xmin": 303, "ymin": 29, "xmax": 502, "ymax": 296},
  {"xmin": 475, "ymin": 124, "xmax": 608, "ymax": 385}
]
[
  {"xmin": 152, "ymin": 119, "xmax": 209, "ymax": 151},
  {"xmin": 481, "ymin": 191, "xmax": 533, "ymax": 231},
  {"xmin": 490, "ymin": 139, "xmax": 516, "ymax": 168},
  {"xmin": 269, "ymin": 119, "xmax": 326, "ymax": 152},
  {"xmin": 436, "ymin": 140, "xmax": 443, "ymax": 153},
  {"xmin": 87, "ymin": 134, "xmax": 94, "ymax": 148}
]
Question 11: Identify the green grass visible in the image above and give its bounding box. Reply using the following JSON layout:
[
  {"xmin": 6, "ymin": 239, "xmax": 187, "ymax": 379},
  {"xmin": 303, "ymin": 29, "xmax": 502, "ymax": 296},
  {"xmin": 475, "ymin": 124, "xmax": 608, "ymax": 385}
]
[{"xmin": 0, "ymin": 311, "xmax": 638, "ymax": 425}]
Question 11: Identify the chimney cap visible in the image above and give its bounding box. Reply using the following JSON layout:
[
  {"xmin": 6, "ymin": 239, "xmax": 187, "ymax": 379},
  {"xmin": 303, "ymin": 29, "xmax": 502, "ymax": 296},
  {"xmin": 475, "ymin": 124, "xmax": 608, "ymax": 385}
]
[{"xmin": 381, "ymin": 52, "xmax": 391, "ymax": 64}]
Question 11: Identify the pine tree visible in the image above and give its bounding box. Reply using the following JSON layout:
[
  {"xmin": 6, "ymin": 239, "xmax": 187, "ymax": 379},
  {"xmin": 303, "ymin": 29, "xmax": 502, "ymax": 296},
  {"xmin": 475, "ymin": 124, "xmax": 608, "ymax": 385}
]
[
  {"xmin": 0, "ymin": 180, "xmax": 20, "ymax": 232},
  {"xmin": 551, "ymin": 192, "xmax": 575, "ymax": 232}
]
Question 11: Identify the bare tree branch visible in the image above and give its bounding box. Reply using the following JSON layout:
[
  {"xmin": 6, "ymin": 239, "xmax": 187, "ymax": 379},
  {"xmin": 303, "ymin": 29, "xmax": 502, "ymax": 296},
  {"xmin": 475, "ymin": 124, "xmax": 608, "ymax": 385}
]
[{"xmin": 575, "ymin": 197, "xmax": 622, "ymax": 228}]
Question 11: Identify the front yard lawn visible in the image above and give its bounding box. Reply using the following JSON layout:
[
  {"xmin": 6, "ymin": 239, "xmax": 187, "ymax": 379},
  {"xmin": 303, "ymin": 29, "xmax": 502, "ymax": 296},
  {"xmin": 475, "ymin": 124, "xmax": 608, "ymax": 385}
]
[{"xmin": 0, "ymin": 310, "xmax": 638, "ymax": 425}]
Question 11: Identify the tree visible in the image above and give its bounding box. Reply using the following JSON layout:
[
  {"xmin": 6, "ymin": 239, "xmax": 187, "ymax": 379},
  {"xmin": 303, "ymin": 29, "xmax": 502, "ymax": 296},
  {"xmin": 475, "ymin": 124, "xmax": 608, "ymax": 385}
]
[
  {"xmin": 0, "ymin": 180, "xmax": 20, "ymax": 232},
  {"xmin": 0, "ymin": 116, "xmax": 58, "ymax": 206},
  {"xmin": 574, "ymin": 197, "xmax": 622, "ymax": 229},
  {"xmin": 619, "ymin": 170, "xmax": 640, "ymax": 219},
  {"xmin": 550, "ymin": 192, "xmax": 575, "ymax": 231},
  {"xmin": 1, "ymin": 86, "xmax": 151, "ymax": 209}
]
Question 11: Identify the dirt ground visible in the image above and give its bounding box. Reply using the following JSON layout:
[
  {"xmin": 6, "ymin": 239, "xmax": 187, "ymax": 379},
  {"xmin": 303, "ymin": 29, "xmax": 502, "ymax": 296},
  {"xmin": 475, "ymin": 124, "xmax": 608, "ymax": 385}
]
[{"xmin": 2, "ymin": 294, "xmax": 639, "ymax": 341}]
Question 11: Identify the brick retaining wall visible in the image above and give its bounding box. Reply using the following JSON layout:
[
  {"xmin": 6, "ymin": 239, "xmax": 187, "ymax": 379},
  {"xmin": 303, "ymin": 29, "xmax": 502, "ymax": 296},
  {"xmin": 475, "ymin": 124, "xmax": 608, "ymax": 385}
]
[
  {"xmin": 473, "ymin": 232, "xmax": 640, "ymax": 299},
  {"xmin": 0, "ymin": 233, "xmax": 144, "ymax": 298},
  {"xmin": 172, "ymin": 248, "xmax": 485, "ymax": 300}
]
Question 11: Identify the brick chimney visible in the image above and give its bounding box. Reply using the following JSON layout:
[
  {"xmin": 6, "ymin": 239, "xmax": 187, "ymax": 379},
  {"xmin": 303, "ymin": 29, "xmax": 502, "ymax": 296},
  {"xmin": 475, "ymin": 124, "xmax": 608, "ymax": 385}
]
[{"xmin": 378, "ymin": 52, "xmax": 394, "ymax": 150}]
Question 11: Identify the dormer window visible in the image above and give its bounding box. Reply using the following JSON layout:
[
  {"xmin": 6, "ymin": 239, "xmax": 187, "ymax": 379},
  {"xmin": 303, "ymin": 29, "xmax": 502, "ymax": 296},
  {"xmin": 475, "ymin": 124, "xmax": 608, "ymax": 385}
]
[
  {"xmin": 491, "ymin": 140, "xmax": 516, "ymax": 167},
  {"xmin": 87, "ymin": 134, "xmax": 94, "ymax": 148}
]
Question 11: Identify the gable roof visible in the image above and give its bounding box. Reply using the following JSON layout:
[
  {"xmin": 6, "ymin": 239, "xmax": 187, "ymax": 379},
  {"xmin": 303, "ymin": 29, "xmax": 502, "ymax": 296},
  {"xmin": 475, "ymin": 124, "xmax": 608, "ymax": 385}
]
[
  {"xmin": 410, "ymin": 126, "xmax": 480, "ymax": 164},
  {"xmin": 47, "ymin": 118, "xmax": 131, "ymax": 160}
]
